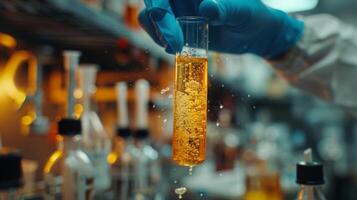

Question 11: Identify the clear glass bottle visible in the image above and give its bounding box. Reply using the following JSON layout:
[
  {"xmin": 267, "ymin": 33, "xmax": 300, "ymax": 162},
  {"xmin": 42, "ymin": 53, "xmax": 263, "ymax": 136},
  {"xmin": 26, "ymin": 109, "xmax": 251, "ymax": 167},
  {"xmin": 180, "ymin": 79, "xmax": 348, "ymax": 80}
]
[
  {"xmin": 132, "ymin": 79, "xmax": 161, "ymax": 200},
  {"xmin": 132, "ymin": 130, "xmax": 160, "ymax": 200},
  {"xmin": 110, "ymin": 128, "xmax": 136, "ymax": 200},
  {"xmin": 78, "ymin": 65, "xmax": 111, "ymax": 194},
  {"xmin": 296, "ymin": 162, "xmax": 326, "ymax": 200},
  {"xmin": 43, "ymin": 118, "xmax": 94, "ymax": 200},
  {"xmin": 110, "ymin": 81, "xmax": 136, "ymax": 199},
  {"xmin": 0, "ymin": 148, "xmax": 22, "ymax": 200}
]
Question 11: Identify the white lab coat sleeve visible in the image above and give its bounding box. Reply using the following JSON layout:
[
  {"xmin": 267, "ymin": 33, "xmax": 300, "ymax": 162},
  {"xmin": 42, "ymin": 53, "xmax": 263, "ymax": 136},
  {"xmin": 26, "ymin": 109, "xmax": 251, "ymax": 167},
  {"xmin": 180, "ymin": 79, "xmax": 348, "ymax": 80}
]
[{"xmin": 269, "ymin": 14, "xmax": 357, "ymax": 116}]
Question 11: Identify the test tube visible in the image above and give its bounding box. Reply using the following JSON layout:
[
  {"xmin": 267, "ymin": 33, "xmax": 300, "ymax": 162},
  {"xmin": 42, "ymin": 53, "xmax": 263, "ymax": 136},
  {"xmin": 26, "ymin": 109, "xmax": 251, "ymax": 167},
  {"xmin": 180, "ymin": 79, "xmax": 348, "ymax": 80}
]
[{"xmin": 172, "ymin": 17, "xmax": 209, "ymax": 166}]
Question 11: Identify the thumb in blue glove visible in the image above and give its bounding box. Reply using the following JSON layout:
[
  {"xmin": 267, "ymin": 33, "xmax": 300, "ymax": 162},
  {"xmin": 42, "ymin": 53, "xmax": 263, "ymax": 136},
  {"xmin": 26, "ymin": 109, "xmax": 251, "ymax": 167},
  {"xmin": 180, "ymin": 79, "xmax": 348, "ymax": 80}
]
[{"xmin": 139, "ymin": 0, "xmax": 304, "ymax": 58}]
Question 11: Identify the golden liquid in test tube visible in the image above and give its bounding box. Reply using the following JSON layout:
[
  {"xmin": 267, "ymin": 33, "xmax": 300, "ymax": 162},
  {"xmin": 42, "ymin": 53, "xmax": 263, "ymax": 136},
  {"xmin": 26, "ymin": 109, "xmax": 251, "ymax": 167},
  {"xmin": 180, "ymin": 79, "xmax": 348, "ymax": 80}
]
[{"xmin": 173, "ymin": 17, "xmax": 209, "ymax": 167}]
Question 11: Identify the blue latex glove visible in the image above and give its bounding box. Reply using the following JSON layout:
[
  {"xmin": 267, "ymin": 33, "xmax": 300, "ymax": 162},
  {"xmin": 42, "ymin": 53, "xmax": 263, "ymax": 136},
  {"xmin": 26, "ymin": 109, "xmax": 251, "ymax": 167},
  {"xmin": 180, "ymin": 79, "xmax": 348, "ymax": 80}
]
[{"xmin": 138, "ymin": 0, "xmax": 304, "ymax": 58}]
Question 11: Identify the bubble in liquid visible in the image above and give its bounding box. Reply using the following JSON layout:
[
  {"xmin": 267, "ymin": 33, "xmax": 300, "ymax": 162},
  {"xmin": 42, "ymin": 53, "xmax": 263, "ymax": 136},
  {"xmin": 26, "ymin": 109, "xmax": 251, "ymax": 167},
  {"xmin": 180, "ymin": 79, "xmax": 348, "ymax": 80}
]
[
  {"xmin": 188, "ymin": 166, "xmax": 194, "ymax": 176},
  {"xmin": 219, "ymin": 105, "xmax": 224, "ymax": 109},
  {"xmin": 175, "ymin": 187, "xmax": 187, "ymax": 199}
]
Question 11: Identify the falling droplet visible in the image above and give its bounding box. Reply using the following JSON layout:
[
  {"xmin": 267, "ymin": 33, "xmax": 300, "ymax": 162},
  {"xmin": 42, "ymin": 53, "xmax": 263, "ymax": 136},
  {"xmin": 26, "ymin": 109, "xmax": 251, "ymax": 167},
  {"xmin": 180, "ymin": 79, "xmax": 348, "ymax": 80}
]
[
  {"xmin": 158, "ymin": 115, "xmax": 161, "ymax": 119},
  {"xmin": 163, "ymin": 119, "xmax": 167, "ymax": 123},
  {"xmin": 219, "ymin": 104, "xmax": 224, "ymax": 109},
  {"xmin": 174, "ymin": 180, "xmax": 178, "ymax": 184},
  {"xmin": 216, "ymin": 122, "xmax": 220, "ymax": 127},
  {"xmin": 219, "ymin": 173, "xmax": 222, "ymax": 177},
  {"xmin": 247, "ymin": 94, "xmax": 251, "ymax": 98},
  {"xmin": 188, "ymin": 166, "xmax": 193, "ymax": 176},
  {"xmin": 152, "ymin": 104, "xmax": 156, "ymax": 108},
  {"xmin": 221, "ymin": 84, "xmax": 225, "ymax": 88},
  {"xmin": 200, "ymin": 193, "xmax": 204, "ymax": 197},
  {"xmin": 175, "ymin": 187, "xmax": 187, "ymax": 199},
  {"xmin": 252, "ymin": 106, "xmax": 256, "ymax": 109}
]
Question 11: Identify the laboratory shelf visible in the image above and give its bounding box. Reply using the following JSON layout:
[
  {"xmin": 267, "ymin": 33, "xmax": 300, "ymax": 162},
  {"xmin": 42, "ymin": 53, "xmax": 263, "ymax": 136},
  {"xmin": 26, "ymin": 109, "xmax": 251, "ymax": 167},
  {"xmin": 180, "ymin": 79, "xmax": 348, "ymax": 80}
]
[{"xmin": 0, "ymin": 0, "xmax": 173, "ymax": 62}]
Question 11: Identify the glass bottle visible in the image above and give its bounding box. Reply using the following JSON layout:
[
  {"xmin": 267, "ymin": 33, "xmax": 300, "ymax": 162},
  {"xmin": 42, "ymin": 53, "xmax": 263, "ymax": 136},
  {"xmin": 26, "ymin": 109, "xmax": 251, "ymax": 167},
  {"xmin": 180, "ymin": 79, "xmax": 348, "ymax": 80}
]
[
  {"xmin": 0, "ymin": 148, "xmax": 22, "ymax": 200},
  {"xmin": 110, "ymin": 81, "xmax": 136, "ymax": 200},
  {"xmin": 132, "ymin": 79, "xmax": 161, "ymax": 200},
  {"xmin": 296, "ymin": 162, "xmax": 326, "ymax": 200},
  {"xmin": 172, "ymin": 17, "xmax": 209, "ymax": 167},
  {"xmin": 111, "ymin": 128, "xmax": 136, "ymax": 200},
  {"xmin": 78, "ymin": 64, "xmax": 111, "ymax": 194},
  {"xmin": 43, "ymin": 118, "xmax": 94, "ymax": 200}
]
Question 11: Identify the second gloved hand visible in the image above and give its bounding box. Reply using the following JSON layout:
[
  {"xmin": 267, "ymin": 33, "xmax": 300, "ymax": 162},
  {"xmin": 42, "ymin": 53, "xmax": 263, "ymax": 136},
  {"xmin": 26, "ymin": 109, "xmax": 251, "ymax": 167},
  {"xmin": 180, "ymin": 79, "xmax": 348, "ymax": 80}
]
[{"xmin": 138, "ymin": 0, "xmax": 304, "ymax": 58}]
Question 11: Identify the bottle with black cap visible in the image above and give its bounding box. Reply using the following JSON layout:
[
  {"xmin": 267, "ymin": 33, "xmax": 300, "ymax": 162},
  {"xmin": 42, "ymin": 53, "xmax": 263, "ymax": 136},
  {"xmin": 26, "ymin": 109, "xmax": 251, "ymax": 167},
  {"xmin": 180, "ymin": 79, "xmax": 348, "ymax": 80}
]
[
  {"xmin": 43, "ymin": 118, "xmax": 94, "ymax": 200},
  {"xmin": 296, "ymin": 149, "xmax": 327, "ymax": 200},
  {"xmin": 0, "ymin": 148, "xmax": 22, "ymax": 200},
  {"xmin": 110, "ymin": 82, "xmax": 136, "ymax": 199},
  {"xmin": 132, "ymin": 79, "xmax": 161, "ymax": 200}
]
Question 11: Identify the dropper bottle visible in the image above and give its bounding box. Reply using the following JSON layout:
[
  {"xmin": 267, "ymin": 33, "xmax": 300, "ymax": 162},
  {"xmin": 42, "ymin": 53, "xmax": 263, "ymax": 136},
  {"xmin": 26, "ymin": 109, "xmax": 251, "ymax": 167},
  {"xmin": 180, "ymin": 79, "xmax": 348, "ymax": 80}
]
[
  {"xmin": 296, "ymin": 149, "xmax": 327, "ymax": 200},
  {"xmin": 110, "ymin": 81, "xmax": 136, "ymax": 199},
  {"xmin": 133, "ymin": 79, "xmax": 160, "ymax": 200}
]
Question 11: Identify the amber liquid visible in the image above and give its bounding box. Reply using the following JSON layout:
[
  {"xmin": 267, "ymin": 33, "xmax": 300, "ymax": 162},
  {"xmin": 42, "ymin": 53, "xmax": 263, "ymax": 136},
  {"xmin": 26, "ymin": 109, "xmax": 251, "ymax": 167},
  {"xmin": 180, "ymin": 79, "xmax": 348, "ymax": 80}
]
[
  {"xmin": 244, "ymin": 173, "xmax": 283, "ymax": 200},
  {"xmin": 172, "ymin": 55, "xmax": 208, "ymax": 166}
]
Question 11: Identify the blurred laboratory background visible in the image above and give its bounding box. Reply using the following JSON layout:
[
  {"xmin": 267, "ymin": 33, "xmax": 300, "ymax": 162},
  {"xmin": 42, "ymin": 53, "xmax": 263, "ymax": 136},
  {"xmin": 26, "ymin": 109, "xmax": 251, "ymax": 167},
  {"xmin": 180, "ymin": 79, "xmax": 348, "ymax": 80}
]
[{"xmin": 0, "ymin": 0, "xmax": 356, "ymax": 200}]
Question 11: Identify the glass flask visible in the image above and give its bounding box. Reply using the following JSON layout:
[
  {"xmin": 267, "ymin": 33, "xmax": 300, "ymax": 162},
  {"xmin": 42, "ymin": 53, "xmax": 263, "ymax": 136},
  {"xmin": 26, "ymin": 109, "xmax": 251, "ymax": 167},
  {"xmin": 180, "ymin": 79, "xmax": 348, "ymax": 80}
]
[
  {"xmin": 172, "ymin": 16, "xmax": 209, "ymax": 166},
  {"xmin": 296, "ymin": 162, "xmax": 326, "ymax": 200},
  {"xmin": 43, "ymin": 118, "xmax": 94, "ymax": 200}
]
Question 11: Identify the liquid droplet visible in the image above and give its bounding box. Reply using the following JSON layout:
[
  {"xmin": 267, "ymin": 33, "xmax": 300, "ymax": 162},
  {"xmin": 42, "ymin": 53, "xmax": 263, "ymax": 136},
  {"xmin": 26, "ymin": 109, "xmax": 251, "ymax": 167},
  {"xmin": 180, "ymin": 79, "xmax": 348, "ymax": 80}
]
[
  {"xmin": 219, "ymin": 104, "xmax": 224, "ymax": 109},
  {"xmin": 188, "ymin": 166, "xmax": 193, "ymax": 176},
  {"xmin": 160, "ymin": 87, "xmax": 170, "ymax": 94},
  {"xmin": 219, "ymin": 173, "xmax": 222, "ymax": 177},
  {"xmin": 153, "ymin": 104, "xmax": 156, "ymax": 108},
  {"xmin": 175, "ymin": 187, "xmax": 187, "ymax": 199},
  {"xmin": 163, "ymin": 119, "xmax": 167, "ymax": 123},
  {"xmin": 168, "ymin": 94, "xmax": 173, "ymax": 99},
  {"xmin": 216, "ymin": 122, "xmax": 220, "ymax": 127},
  {"xmin": 174, "ymin": 180, "xmax": 177, "ymax": 184},
  {"xmin": 200, "ymin": 193, "xmax": 204, "ymax": 197},
  {"xmin": 221, "ymin": 84, "xmax": 225, "ymax": 88},
  {"xmin": 252, "ymin": 106, "xmax": 256, "ymax": 109},
  {"xmin": 247, "ymin": 94, "xmax": 251, "ymax": 98}
]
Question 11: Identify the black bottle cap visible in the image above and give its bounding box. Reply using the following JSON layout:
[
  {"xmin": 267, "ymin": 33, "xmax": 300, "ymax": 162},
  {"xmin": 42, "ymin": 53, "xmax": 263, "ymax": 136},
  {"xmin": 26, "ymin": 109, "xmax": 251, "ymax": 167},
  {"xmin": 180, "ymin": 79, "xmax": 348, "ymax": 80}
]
[
  {"xmin": 58, "ymin": 118, "xmax": 81, "ymax": 136},
  {"xmin": 116, "ymin": 127, "xmax": 132, "ymax": 139},
  {"xmin": 134, "ymin": 129, "xmax": 149, "ymax": 139},
  {"xmin": 0, "ymin": 148, "xmax": 23, "ymax": 190},
  {"xmin": 296, "ymin": 161, "xmax": 324, "ymax": 185}
]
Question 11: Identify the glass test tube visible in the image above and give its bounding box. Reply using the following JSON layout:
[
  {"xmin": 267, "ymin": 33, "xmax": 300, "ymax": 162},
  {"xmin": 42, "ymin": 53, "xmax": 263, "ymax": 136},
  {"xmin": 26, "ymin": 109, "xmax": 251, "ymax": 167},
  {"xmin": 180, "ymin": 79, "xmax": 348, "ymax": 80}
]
[{"xmin": 172, "ymin": 17, "xmax": 209, "ymax": 166}]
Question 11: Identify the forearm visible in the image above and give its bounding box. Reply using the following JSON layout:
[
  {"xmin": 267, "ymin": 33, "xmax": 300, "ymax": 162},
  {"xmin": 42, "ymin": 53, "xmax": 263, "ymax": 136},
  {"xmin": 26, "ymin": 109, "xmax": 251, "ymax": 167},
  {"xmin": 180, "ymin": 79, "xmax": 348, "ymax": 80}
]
[{"xmin": 269, "ymin": 14, "xmax": 357, "ymax": 116}]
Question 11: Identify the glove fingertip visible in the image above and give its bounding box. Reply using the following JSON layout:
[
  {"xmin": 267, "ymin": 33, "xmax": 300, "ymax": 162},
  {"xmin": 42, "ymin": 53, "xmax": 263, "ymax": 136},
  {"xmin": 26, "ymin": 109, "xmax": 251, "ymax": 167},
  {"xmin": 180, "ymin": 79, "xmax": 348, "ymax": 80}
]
[
  {"xmin": 138, "ymin": 9, "xmax": 166, "ymax": 48},
  {"xmin": 199, "ymin": 0, "xmax": 220, "ymax": 22}
]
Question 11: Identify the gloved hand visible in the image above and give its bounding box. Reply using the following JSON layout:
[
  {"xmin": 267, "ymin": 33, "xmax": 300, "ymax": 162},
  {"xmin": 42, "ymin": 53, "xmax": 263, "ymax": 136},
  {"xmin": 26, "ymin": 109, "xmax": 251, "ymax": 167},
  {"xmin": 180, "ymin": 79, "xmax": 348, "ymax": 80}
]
[{"xmin": 138, "ymin": 0, "xmax": 304, "ymax": 58}]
